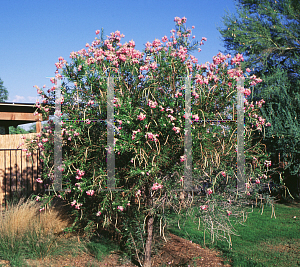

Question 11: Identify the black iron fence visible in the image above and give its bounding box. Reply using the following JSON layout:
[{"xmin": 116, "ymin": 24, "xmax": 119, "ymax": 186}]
[{"xmin": 0, "ymin": 148, "xmax": 43, "ymax": 208}]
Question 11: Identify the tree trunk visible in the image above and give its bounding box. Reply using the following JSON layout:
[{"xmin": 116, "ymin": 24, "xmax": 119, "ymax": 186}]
[{"xmin": 143, "ymin": 215, "xmax": 154, "ymax": 267}]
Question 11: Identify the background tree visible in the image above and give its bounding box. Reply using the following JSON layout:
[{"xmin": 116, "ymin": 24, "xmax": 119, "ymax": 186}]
[
  {"xmin": 219, "ymin": 0, "xmax": 300, "ymax": 197},
  {"xmin": 28, "ymin": 123, "xmax": 37, "ymax": 133},
  {"xmin": 9, "ymin": 125, "xmax": 29, "ymax": 134},
  {"xmin": 0, "ymin": 77, "xmax": 9, "ymax": 102}
]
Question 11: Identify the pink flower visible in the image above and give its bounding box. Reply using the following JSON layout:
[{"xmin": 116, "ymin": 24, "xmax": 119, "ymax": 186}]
[
  {"xmin": 192, "ymin": 114, "xmax": 199, "ymax": 121},
  {"xmin": 255, "ymin": 179, "xmax": 260, "ymax": 184},
  {"xmin": 39, "ymin": 207, "xmax": 45, "ymax": 212},
  {"xmin": 117, "ymin": 206, "xmax": 124, "ymax": 211},
  {"xmin": 58, "ymin": 165, "xmax": 64, "ymax": 172},
  {"xmin": 35, "ymin": 196, "xmax": 41, "ymax": 201},
  {"xmin": 71, "ymin": 200, "xmax": 76, "ymax": 206},
  {"xmin": 172, "ymin": 127, "xmax": 180, "ymax": 134},
  {"xmin": 95, "ymin": 29, "xmax": 100, "ymax": 35},
  {"xmin": 137, "ymin": 113, "xmax": 146, "ymax": 121},
  {"xmin": 207, "ymin": 188, "xmax": 213, "ymax": 195},
  {"xmin": 36, "ymin": 178, "xmax": 43, "ymax": 183},
  {"xmin": 162, "ymin": 35, "xmax": 168, "ymax": 42},
  {"xmin": 227, "ymin": 211, "xmax": 232, "ymax": 216},
  {"xmin": 152, "ymin": 182, "xmax": 163, "ymax": 191},
  {"xmin": 168, "ymin": 115, "xmax": 176, "ymax": 121},
  {"xmin": 264, "ymin": 160, "xmax": 271, "ymax": 167},
  {"xmin": 77, "ymin": 169, "xmax": 85, "ymax": 176},
  {"xmin": 75, "ymin": 203, "xmax": 82, "ymax": 209},
  {"xmin": 148, "ymin": 100, "xmax": 158, "ymax": 108},
  {"xmin": 149, "ymin": 62, "xmax": 157, "ymax": 69},
  {"xmin": 180, "ymin": 155, "xmax": 186, "ymax": 162},
  {"xmin": 86, "ymin": 189, "xmax": 95, "ymax": 196},
  {"xmin": 96, "ymin": 211, "xmax": 101, "ymax": 216},
  {"xmin": 42, "ymin": 138, "xmax": 48, "ymax": 143},
  {"xmin": 136, "ymin": 190, "xmax": 141, "ymax": 197},
  {"xmin": 200, "ymin": 205, "xmax": 208, "ymax": 210},
  {"xmin": 221, "ymin": 171, "xmax": 226, "ymax": 177}
]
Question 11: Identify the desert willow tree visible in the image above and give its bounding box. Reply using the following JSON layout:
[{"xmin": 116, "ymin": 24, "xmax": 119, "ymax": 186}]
[{"xmin": 28, "ymin": 17, "xmax": 272, "ymax": 267}]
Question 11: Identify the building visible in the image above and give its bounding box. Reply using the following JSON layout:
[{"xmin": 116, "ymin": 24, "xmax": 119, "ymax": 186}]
[{"xmin": 0, "ymin": 102, "xmax": 43, "ymax": 134}]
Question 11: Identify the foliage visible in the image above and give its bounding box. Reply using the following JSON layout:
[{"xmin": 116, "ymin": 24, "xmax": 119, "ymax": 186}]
[
  {"xmin": 26, "ymin": 17, "xmax": 274, "ymax": 266},
  {"xmin": 9, "ymin": 126, "xmax": 30, "ymax": 134},
  {"xmin": 218, "ymin": 0, "xmax": 300, "ymax": 195},
  {"xmin": 0, "ymin": 77, "xmax": 8, "ymax": 102}
]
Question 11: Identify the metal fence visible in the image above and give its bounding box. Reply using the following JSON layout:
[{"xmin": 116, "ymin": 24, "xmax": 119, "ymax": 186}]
[{"xmin": 0, "ymin": 148, "xmax": 43, "ymax": 209}]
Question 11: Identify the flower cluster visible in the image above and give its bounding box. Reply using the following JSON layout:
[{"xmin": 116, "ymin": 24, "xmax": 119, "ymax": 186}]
[
  {"xmin": 76, "ymin": 169, "xmax": 85, "ymax": 180},
  {"xmin": 145, "ymin": 132, "xmax": 159, "ymax": 142},
  {"xmin": 86, "ymin": 189, "xmax": 95, "ymax": 196},
  {"xmin": 151, "ymin": 182, "xmax": 163, "ymax": 191}
]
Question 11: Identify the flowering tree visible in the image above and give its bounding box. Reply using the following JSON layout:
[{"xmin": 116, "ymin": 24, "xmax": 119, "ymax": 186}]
[{"xmin": 27, "ymin": 17, "xmax": 273, "ymax": 266}]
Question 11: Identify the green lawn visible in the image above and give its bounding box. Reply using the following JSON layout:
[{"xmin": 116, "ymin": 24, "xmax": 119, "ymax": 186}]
[{"xmin": 166, "ymin": 201, "xmax": 300, "ymax": 267}]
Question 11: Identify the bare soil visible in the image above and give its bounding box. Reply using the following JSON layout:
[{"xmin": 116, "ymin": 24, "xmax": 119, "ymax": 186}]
[{"xmin": 0, "ymin": 232, "xmax": 231, "ymax": 267}]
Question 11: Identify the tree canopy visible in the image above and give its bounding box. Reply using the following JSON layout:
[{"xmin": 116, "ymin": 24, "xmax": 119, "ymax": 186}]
[{"xmin": 0, "ymin": 77, "xmax": 8, "ymax": 102}]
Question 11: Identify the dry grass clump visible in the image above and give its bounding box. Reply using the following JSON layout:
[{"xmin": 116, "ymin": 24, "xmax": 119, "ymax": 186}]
[
  {"xmin": 0, "ymin": 198, "xmax": 70, "ymax": 238},
  {"xmin": 0, "ymin": 197, "xmax": 74, "ymax": 265}
]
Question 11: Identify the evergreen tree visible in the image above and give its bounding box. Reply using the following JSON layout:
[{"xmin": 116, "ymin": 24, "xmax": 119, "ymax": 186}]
[
  {"xmin": 0, "ymin": 77, "xmax": 8, "ymax": 102},
  {"xmin": 9, "ymin": 126, "xmax": 30, "ymax": 134},
  {"xmin": 219, "ymin": 0, "xmax": 300, "ymax": 196},
  {"xmin": 28, "ymin": 123, "xmax": 36, "ymax": 133}
]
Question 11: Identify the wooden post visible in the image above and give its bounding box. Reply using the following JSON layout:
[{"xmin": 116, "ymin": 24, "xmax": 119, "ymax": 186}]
[{"xmin": 36, "ymin": 121, "xmax": 41, "ymax": 133}]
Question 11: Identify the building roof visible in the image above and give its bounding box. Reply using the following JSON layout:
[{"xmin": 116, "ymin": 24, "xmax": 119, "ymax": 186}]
[{"xmin": 0, "ymin": 102, "xmax": 43, "ymax": 126}]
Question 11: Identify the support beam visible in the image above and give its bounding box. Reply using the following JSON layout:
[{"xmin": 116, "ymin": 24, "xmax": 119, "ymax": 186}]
[{"xmin": 0, "ymin": 112, "xmax": 41, "ymax": 121}]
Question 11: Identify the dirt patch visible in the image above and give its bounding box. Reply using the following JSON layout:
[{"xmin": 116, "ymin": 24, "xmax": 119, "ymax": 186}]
[
  {"xmin": 24, "ymin": 251, "xmax": 134, "ymax": 267},
  {"xmin": 151, "ymin": 233, "xmax": 231, "ymax": 267},
  {"xmin": 19, "ymin": 233, "xmax": 230, "ymax": 267}
]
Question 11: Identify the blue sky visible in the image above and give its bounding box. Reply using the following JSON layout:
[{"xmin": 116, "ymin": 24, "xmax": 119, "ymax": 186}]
[{"xmin": 0, "ymin": 0, "xmax": 237, "ymax": 128}]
